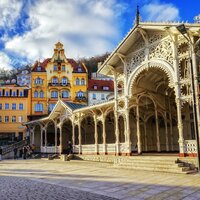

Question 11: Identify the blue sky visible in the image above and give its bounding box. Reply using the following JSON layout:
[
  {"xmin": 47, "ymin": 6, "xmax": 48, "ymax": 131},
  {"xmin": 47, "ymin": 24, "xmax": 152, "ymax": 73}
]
[{"xmin": 0, "ymin": 0, "xmax": 199, "ymax": 70}]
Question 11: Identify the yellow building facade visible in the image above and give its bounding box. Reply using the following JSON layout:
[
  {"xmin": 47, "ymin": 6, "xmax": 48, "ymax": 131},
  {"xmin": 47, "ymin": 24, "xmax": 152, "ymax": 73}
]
[
  {"xmin": 30, "ymin": 42, "xmax": 88, "ymax": 117},
  {"xmin": 0, "ymin": 84, "xmax": 31, "ymax": 145}
]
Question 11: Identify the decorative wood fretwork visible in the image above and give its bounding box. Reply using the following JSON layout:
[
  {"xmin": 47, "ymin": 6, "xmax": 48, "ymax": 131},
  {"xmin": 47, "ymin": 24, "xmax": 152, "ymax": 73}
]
[{"xmin": 149, "ymin": 39, "xmax": 173, "ymax": 65}]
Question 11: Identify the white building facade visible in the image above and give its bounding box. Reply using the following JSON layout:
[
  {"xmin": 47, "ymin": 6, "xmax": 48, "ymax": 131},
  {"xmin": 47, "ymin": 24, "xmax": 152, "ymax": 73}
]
[{"xmin": 88, "ymin": 79, "xmax": 114, "ymax": 105}]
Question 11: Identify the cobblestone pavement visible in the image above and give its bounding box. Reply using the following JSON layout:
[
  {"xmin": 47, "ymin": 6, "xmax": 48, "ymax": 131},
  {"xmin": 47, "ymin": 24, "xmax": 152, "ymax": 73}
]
[
  {"xmin": 0, "ymin": 159, "xmax": 200, "ymax": 200},
  {"xmin": 0, "ymin": 176, "xmax": 116, "ymax": 200}
]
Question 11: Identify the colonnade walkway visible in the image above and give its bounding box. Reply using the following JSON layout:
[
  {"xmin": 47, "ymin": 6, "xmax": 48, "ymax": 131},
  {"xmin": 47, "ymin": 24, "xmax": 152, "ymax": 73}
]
[{"xmin": 0, "ymin": 159, "xmax": 200, "ymax": 199}]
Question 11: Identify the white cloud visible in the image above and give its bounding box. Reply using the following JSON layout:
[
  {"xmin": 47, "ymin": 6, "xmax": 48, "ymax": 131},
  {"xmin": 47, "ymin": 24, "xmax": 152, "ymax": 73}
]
[
  {"xmin": 5, "ymin": 0, "xmax": 126, "ymax": 63},
  {"xmin": 142, "ymin": 1, "xmax": 180, "ymax": 21},
  {"xmin": 0, "ymin": 52, "xmax": 12, "ymax": 70},
  {"xmin": 0, "ymin": 0, "xmax": 22, "ymax": 28}
]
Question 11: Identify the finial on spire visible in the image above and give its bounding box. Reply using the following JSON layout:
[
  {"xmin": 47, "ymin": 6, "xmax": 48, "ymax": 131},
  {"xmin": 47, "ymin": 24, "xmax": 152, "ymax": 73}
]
[{"xmin": 135, "ymin": 5, "xmax": 140, "ymax": 26}]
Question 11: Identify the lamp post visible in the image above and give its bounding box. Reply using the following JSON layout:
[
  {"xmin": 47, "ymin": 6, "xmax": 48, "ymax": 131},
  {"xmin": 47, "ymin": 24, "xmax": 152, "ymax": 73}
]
[{"xmin": 176, "ymin": 24, "xmax": 200, "ymax": 171}]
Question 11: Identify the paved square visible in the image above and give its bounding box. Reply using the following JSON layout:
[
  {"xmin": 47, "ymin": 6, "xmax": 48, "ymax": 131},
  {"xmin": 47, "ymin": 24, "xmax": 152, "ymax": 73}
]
[{"xmin": 0, "ymin": 159, "xmax": 200, "ymax": 199}]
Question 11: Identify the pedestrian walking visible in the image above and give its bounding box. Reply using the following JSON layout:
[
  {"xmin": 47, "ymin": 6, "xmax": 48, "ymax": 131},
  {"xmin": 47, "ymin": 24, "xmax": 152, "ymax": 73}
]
[
  {"xmin": 23, "ymin": 146, "xmax": 27, "ymax": 159},
  {"xmin": 0, "ymin": 147, "xmax": 2, "ymax": 161},
  {"xmin": 14, "ymin": 147, "xmax": 18, "ymax": 159},
  {"xmin": 66, "ymin": 141, "xmax": 73, "ymax": 155}
]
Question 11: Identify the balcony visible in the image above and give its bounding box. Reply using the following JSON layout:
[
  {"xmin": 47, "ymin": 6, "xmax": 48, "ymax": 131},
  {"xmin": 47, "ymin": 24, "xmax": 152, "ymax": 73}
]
[
  {"xmin": 48, "ymin": 82, "xmax": 71, "ymax": 87},
  {"xmin": 75, "ymin": 96, "xmax": 87, "ymax": 102}
]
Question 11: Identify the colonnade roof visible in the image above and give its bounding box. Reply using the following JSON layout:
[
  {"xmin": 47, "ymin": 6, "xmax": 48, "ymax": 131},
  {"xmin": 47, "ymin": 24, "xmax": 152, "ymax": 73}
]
[
  {"xmin": 23, "ymin": 99, "xmax": 115, "ymax": 126},
  {"xmin": 98, "ymin": 21, "xmax": 200, "ymax": 76}
]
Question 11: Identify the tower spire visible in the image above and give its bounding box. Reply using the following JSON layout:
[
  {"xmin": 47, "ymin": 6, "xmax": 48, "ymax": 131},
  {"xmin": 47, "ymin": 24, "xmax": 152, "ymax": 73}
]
[{"xmin": 135, "ymin": 5, "xmax": 140, "ymax": 26}]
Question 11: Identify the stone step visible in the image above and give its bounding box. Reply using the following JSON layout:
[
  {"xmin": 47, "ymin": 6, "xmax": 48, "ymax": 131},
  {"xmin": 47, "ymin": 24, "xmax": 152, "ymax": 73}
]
[
  {"xmin": 116, "ymin": 159, "xmax": 177, "ymax": 165},
  {"xmin": 115, "ymin": 162, "xmax": 182, "ymax": 169},
  {"xmin": 127, "ymin": 156, "xmax": 178, "ymax": 161},
  {"xmin": 112, "ymin": 164, "xmax": 190, "ymax": 174}
]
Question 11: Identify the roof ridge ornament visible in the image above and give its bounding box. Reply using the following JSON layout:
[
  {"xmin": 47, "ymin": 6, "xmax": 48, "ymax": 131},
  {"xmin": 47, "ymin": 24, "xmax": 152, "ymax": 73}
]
[{"xmin": 135, "ymin": 5, "xmax": 141, "ymax": 26}]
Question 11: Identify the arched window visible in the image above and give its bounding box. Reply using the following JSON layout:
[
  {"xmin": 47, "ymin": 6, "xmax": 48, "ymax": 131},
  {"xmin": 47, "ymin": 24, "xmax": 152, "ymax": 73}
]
[
  {"xmin": 52, "ymin": 77, "xmax": 58, "ymax": 84},
  {"xmin": 34, "ymin": 78, "xmax": 43, "ymax": 85},
  {"xmin": 34, "ymin": 91, "xmax": 38, "ymax": 98},
  {"xmin": 76, "ymin": 78, "xmax": 80, "ymax": 85},
  {"xmin": 40, "ymin": 90, "xmax": 44, "ymax": 98},
  {"xmin": 12, "ymin": 91, "xmax": 17, "ymax": 96},
  {"xmin": 51, "ymin": 91, "xmax": 58, "ymax": 98},
  {"xmin": 62, "ymin": 90, "xmax": 69, "ymax": 98},
  {"xmin": 34, "ymin": 103, "xmax": 43, "ymax": 112},
  {"xmin": 77, "ymin": 91, "xmax": 84, "ymax": 97},
  {"xmin": 81, "ymin": 78, "xmax": 85, "ymax": 85},
  {"xmin": 61, "ymin": 77, "xmax": 68, "ymax": 85}
]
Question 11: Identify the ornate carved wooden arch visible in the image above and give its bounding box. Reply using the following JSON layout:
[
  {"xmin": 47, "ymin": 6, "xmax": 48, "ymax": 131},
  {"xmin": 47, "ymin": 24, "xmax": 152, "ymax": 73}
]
[{"xmin": 127, "ymin": 59, "xmax": 175, "ymax": 97}]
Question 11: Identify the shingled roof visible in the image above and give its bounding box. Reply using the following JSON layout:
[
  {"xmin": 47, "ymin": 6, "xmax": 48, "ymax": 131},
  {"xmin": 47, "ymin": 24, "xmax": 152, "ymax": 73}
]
[
  {"xmin": 88, "ymin": 79, "xmax": 114, "ymax": 92},
  {"xmin": 31, "ymin": 58, "xmax": 51, "ymax": 72},
  {"xmin": 64, "ymin": 102, "xmax": 87, "ymax": 110}
]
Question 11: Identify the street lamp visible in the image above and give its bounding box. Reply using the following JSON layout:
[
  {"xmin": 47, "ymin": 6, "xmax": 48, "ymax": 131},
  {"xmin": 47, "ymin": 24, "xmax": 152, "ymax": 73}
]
[{"xmin": 176, "ymin": 24, "xmax": 200, "ymax": 171}]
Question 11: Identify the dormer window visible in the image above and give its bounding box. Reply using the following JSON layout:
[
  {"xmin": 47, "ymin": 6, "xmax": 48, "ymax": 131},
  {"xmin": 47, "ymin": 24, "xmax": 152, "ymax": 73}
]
[
  {"xmin": 37, "ymin": 66, "xmax": 42, "ymax": 71},
  {"xmin": 103, "ymin": 86, "xmax": 109, "ymax": 90},
  {"xmin": 77, "ymin": 67, "xmax": 82, "ymax": 72}
]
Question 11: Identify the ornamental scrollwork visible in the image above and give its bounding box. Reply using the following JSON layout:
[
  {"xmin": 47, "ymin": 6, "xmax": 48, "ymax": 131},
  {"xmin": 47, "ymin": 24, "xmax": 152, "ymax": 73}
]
[
  {"xmin": 148, "ymin": 33, "xmax": 167, "ymax": 44},
  {"xmin": 126, "ymin": 49, "xmax": 145, "ymax": 77},
  {"xmin": 149, "ymin": 39, "xmax": 173, "ymax": 65}
]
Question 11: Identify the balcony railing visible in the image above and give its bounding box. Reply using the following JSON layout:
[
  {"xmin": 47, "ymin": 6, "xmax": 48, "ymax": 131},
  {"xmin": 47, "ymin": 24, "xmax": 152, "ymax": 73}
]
[
  {"xmin": 75, "ymin": 96, "xmax": 87, "ymax": 102},
  {"xmin": 48, "ymin": 82, "xmax": 71, "ymax": 87}
]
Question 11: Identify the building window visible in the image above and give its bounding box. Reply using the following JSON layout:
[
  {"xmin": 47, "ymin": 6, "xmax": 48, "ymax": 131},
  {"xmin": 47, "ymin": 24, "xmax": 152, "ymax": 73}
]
[
  {"xmin": 40, "ymin": 90, "xmax": 44, "ymax": 98},
  {"xmin": 61, "ymin": 77, "xmax": 68, "ymax": 85},
  {"xmin": 103, "ymin": 86, "xmax": 109, "ymax": 90},
  {"xmin": 0, "ymin": 116, "xmax": 2, "ymax": 122},
  {"xmin": 49, "ymin": 104, "xmax": 56, "ymax": 112},
  {"xmin": 0, "ymin": 103, "xmax": 2, "ymax": 110},
  {"xmin": 62, "ymin": 90, "xmax": 69, "ymax": 98},
  {"xmin": 81, "ymin": 78, "xmax": 85, "ymax": 85},
  {"xmin": 12, "ymin": 91, "xmax": 17, "ymax": 96},
  {"xmin": 37, "ymin": 66, "xmax": 41, "ymax": 71},
  {"xmin": 51, "ymin": 91, "xmax": 58, "ymax": 98},
  {"xmin": 5, "ymin": 91, "xmax": 9, "ymax": 96},
  {"xmin": 76, "ymin": 78, "xmax": 80, "ymax": 85},
  {"xmin": 92, "ymin": 93, "xmax": 96, "ymax": 100},
  {"xmin": 0, "ymin": 91, "xmax": 2, "ymax": 96},
  {"xmin": 12, "ymin": 103, "xmax": 16, "ymax": 110},
  {"xmin": 62, "ymin": 66, "xmax": 65, "ymax": 72},
  {"xmin": 94, "ymin": 86, "xmax": 97, "ymax": 90},
  {"xmin": 34, "ymin": 78, "xmax": 43, "ymax": 85},
  {"xmin": 77, "ymin": 66, "xmax": 82, "ymax": 72},
  {"xmin": 5, "ymin": 103, "xmax": 9, "ymax": 110},
  {"xmin": 101, "ymin": 94, "xmax": 105, "ymax": 100},
  {"xmin": 34, "ymin": 91, "xmax": 38, "ymax": 98},
  {"xmin": 34, "ymin": 103, "xmax": 43, "ymax": 112},
  {"xmin": 19, "ymin": 91, "xmax": 23, "ymax": 96},
  {"xmin": 52, "ymin": 77, "xmax": 58, "ymax": 84},
  {"xmin": 19, "ymin": 103, "xmax": 23, "ymax": 110},
  {"xmin": 77, "ymin": 91, "xmax": 84, "ymax": 97},
  {"xmin": 5, "ymin": 116, "xmax": 9, "ymax": 122},
  {"xmin": 53, "ymin": 65, "xmax": 57, "ymax": 71},
  {"xmin": 12, "ymin": 116, "xmax": 16, "ymax": 122},
  {"xmin": 18, "ymin": 116, "xmax": 23, "ymax": 122}
]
